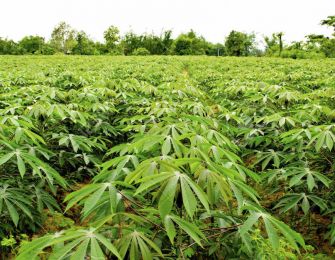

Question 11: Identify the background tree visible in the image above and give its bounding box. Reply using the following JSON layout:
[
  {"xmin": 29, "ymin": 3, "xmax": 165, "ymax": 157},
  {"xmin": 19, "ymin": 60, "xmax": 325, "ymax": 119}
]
[
  {"xmin": 18, "ymin": 36, "xmax": 45, "ymax": 54},
  {"xmin": 205, "ymin": 42, "xmax": 225, "ymax": 56},
  {"xmin": 173, "ymin": 30, "xmax": 208, "ymax": 55},
  {"xmin": 264, "ymin": 33, "xmax": 279, "ymax": 55},
  {"xmin": 161, "ymin": 30, "xmax": 173, "ymax": 54},
  {"xmin": 103, "ymin": 25, "xmax": 120, "ymax": 52},
  {"xmin": 50, "ymin": 22, "xmax": 77, "ymax": 54},
  {"xmin": 72, "ymin": 31, "xmax": 96, "ymax": 55},
  {"xmin": 94, "ymin": 42, "xmax": 109, "ymax": 54},
  {"xmin": 320, "ymin": 38, "xmax": 335, "ymax": 57},
  {"xmin": 132, "ymin": 47, "xmax": 150, "ymax": 55},
  {"xmin": 304, "ymin": 34, "xmax": 335, "ymax": 58},
  {"xmin": 277, "ymin": 32, "xmax": 284, "ymax": 56},
  {"xmin": 321, "ymin": 15, "xmax": 335, "ymax": 35},
  {"xmin": 0, "ymin": 38, "xmax": 21, "ymax": 54},
  {"xmin": 225, "ymin": 30, "xmax": 255, "ymax": 56},
  {"xmin": 121, "ymin": 32, "xmax": 142, "ymax": 55},
  {"xmin": 264, "ymin": 32, "xmax": 284, "ymax": 56},
  {"xmin": 0, "ymin": 16, "xmax": 334, "ymax": 58},
  {"xmin": 120, "ymin": 30, "xmax": 173, "ymax": 55}
]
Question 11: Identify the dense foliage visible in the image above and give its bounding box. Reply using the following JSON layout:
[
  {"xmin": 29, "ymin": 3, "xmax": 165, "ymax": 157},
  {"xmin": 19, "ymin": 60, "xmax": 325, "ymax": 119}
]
[
  {"xmin": 0, "ymin": 15, "xmax": 334, "ymax": 57},
  {"xmin": 0, "ymin": 56, "xmax": 335, "ymax": 259}
]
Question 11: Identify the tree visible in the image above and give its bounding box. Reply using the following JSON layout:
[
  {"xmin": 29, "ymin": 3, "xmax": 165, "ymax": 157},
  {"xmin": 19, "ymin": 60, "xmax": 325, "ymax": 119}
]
[
  {"xmin": 161, "ymin": 30, "xmax": 174, "ymax": 54},
  {"xmin": 18, "ymin": 36, "xmax": 45, "ymax": 54},
  {"xmin": 225, "ymin": 30, "xmax": 255, "ymax": 56},
  {"xmin": 103, "ymin": 25, "xmax": 120, "ymax": 51},
  {"xmin": 305, "ymin": 34, "xmax": 335, "ymax": 58},
  {"xmin": 50, "ymin": 22, "xmax": 77, "ymax": 54},
  {"xmin": 132, "ymin": 47, "xmax": 150, "ymax": 56},
  {"xmin": 264, "ymin": 33, "xmax": 279, "ymax": 55},
  {"xmin": 173, "ymin": 30, "xmax": 208, "ymax": 55},
  {"xmin": 205, "ymin": 42, "xmax": 225, "ymax": 56},
  {"xmin": 321, "ymin": 15, "xmax": 335, "ymax": 34},
  {"xmin": 306, "ymin": 34, "xmax": 325, "ymax": 44},
  {"xmin": 94, "ymin": 42, "xmax": 109, "ymax": 54},
  {"xmin": 264, "ymin": 32, "xmax": 284, "ymax": 56},
  {"xmin": 121, "ymin": 32, "xmax": 142, "ymax": 55},
  {"xmin": 72, "ymin": 31, "xmax": 96, "ymax": 55},
  {"xmin": 119, "ymin": 30, "xmax": 174, "ymax": 55},
  {"xmin": 320, "ymin": 38, "xmax": 335, "ymax": 57},
  {"xmin": 0, "ymin": 38, "xmax": 21, "ymax": 54},
  {"xmin": 277, "ymin": 32, "xmax": 284, "ymax": 56}
]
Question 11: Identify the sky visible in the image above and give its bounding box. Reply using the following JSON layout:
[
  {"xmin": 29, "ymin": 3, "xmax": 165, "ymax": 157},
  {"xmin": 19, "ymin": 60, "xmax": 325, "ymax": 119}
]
[{"xmin": 0, "ymin": 0, "xmax": 334, "ymax": 45}]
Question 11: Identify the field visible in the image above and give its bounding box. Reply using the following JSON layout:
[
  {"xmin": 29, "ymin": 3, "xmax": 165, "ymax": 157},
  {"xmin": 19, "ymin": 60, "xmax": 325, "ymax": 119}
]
[{"xmin": 1, "ymin": 56, "xmax": 335, "ymax": 259}]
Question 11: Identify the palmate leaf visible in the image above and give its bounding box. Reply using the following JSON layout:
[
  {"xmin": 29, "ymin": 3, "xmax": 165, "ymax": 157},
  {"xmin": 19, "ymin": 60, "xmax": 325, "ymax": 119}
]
[
  {"xmin": 135, "ymin": 171, "xmax": 209, "ymax": 218},
  {"xmin": 240, "ymin": 210, "xmax": 305, "ymax": 251},
  {"xmin": 158, "ymin": 174, "xmax": 179, "ymax": 217},
  {"xmin": 16, "ymin": 228, "xmax": 122, "ymax": 260},
  {"xmin": 229, "ymin": 179, "xmax": 259, "ymax": 205},
  {"xmin": 23, "ymin": 152, "xmax": 68, "ymax": 188},
  {"xmin": 197, "ymin": 168, "xmax": 233, "ymax": 205},
  {"xmin": 33, "ymin": 185, "xmax": 61, "ymax": 212},
  {"xmin": 117, "ymin": 230, "xmax": 163, "ymax": 260},
  {"xmin": 254, "ymin": 150, "xmax": 286, "ymax": 170},
  {"xmin": 125, "ymin": 157, "xmax": 199, "ymax": 184},
  {"xmin": 124, "ymin": 158, "xmax": 161, "ymax": 184},
  {"xmin": 274, "ymin": 193, "xmax": 328, "ymax": 215},
  {"xmin": 0, "ymin": 151, "xmax": 15, "ymax": 165},
  {"xmin": 163, "ymin": 215, "xmax": 206, "ymax": 246},
  {"xmin": 55, "ymin": 133, "xmax": 106, "ymax": 153},
  {"xmin": 0, "ymin": 184, "xmax": 33, "ymax": 226},
  {"xmin": 64, "ymin": 181, "xmax": 132, "ymax": 219},
  {"xmin": 14, "ymin": 127, "xmax": 46, "ymax": 145},
  {"xmin": 0, "ymin": 144, "xmax": 67, "ymax": 188},
  {"xmin": 161, "ymin": 136, "xmax": 172, "ymax": 155},
  {"xmin": 286, "ymin": 167, "xmax": 331, "ymax": 191},
  {"xmin": 307, "ymin": 126, "xmax": 335, "ymax": 152},
  {"xmin": 100, "ymin": 155, "xmax": 139, "ymax": 175}
]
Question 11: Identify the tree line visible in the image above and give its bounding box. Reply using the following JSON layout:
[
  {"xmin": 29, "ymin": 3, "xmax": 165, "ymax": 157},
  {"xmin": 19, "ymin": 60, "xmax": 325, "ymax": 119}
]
[{"xmin": 0, "ymin": 16, "xmax": 334, "ymax": 58}]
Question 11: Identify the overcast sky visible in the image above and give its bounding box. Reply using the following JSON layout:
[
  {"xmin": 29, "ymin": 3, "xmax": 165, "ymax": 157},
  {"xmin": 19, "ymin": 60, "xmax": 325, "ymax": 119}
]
[{"xmin": 0, "ymin": 0, "xmax": 334, "ymax": 44}]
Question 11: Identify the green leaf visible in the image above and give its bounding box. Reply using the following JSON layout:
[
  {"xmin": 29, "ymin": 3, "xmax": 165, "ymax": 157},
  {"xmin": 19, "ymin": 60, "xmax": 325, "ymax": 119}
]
[
  {"xmin": 171, "ymin": 215, "xmax": 206, "ymax": 247},
  {"xmin": 70, "ymin": 239, "xmax": 89, "ymax": 260},
  {"xmin": 164, "ymin": 216, "xmax": 176, "ymax": 244},
  {"xmin": 307, "ymin": 173, "xmax": 316, "ymax": 192},
  {"xmin": 263, "ymin": 217, "xmax": 279, "ymax": 250},
  {"xmin": 95, "ymin": 233, "xmax": 122, "ymax": 260},
  {"xmin": 64, "ymin": 184, "xmax": 101, "ymax": 212},
  {"xmin": 313, "ymin": 172, "xmax": 330, "ymax": 187},
  {"xmin": 180, "ymin": 177, "xmax": 197, "ymax": 218},
  {"xmin": 240, "ymin": 213, "xmax": 260, "ymax": 235},
  {"xmin": 0, "ymin": 152, "xmax": 15, "ymax": 165},
  {"xmin": 158, "ymin": 176, "xmax": 178, "ymax": 218},
  {"xmin": 184, "ymin": 176, "xmax": 210, "ymax": 213},
  {"xmin": 5, "ymin": 200, "xmax": 19, "ymax": 226},
  {"xmin": 325, "ymin": 132, "xmax": 334, "ymax": 151},
  {"xmin": 138, "ymin": 232, "xmax": 163, "ymax": 258},
  {"xmin": 275, "ymin": 194, "xmax": 302, "ymax": 213},
  {"xmin": 17, "ymin": 153, "xmax": 26, "ymax": 177},
  {"xmin": 270, "ymin": 216, "xmax": 305, "ymax": 250},
  {"xmin": 90, "ymin": 237, "xmax": 105, "ymax": 260},
  {"xmin": 83, "ymin": 184, "xmax": 107, "ymax": 216},
  {"xmin": 137, "ymin": 237, "xmax": 152, "ymax": 260},
  {"xmin": 315, "ymin": 132, "xmax": 325, "ymax": 151},
  {"xmin": 162, "ymin": 136, "xmax": 171, "ymax": 155},
  {"xmin": 49, "ymin": 237, "xmax": 85, "ymax": 259},
  {"xmin": 135, "ymin": 172, "xmax": 174, "ymax": 195},
  {"xmin": 289, "ymin": 172, "xmax": 305, "ymax": 187},
  {"xmin": 16, "ymin": 235, "xmax": 54, "ymax": 260},
  {"xmin": 301, "ymin": 195, "xmax": 310, "ymax": 215}
]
